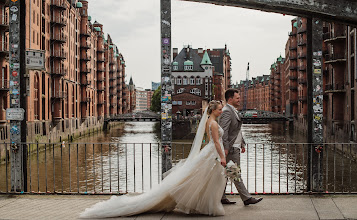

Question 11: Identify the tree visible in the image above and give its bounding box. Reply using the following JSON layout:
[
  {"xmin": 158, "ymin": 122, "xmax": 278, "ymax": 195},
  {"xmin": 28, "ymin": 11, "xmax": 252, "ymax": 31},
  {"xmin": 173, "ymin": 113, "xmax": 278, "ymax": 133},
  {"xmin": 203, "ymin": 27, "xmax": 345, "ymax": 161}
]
[{"xmin": 151, "ymin": 86, "xmax": 161, "ymax": 112}]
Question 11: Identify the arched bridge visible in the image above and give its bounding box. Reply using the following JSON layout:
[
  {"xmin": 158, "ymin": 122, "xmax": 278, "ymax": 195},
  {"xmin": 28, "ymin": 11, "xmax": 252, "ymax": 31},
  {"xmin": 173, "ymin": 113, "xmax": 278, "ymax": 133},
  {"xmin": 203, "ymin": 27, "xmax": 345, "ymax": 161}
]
[
  {"xmin": 239, "ymin": 110, "xmax": 292, "ymax": 124},
  {"xmin": 109, "ymin": 111, "xmax": 160, "ymax": 122}
]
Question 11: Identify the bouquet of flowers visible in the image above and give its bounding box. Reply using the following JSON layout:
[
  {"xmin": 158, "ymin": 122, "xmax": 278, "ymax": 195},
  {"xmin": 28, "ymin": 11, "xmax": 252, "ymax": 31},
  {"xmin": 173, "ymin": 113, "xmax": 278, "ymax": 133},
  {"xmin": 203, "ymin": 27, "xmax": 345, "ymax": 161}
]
[{"xmin": 225, "ymin": 160, "xmax": 241, "ymax": 182}]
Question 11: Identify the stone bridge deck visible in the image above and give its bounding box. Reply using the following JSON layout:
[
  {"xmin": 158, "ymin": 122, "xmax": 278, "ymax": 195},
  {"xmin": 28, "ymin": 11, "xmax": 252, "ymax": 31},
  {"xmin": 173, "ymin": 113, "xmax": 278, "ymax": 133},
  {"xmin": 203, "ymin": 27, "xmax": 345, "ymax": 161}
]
[{"xmin": 0, "ymin": 194, "xmax": 356, "ymax": 219}]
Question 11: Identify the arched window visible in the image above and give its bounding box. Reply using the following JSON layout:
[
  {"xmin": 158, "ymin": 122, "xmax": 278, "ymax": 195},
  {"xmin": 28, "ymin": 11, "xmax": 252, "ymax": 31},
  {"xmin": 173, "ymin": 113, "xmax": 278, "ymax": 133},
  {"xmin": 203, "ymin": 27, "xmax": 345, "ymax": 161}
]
[
  {"xmin": 190, "ymin": 77, "xmax": 195, "ymax": 85},
  {"xmin": 196, "ymin": 77, "xmax": 201, "ymax": 85},
  {"xmin": 177, "ymin": 76, "xmax": 182, "ymax": 85},
  {"xmin": 183, "ymin": 76, "xmax": 188, "ymax": 85}
]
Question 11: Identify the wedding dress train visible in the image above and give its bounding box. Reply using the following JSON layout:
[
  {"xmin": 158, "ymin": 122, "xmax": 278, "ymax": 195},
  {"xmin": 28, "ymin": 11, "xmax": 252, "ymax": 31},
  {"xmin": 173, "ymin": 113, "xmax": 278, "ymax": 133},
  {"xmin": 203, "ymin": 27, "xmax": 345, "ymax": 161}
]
[{"xmin": 80, "ymin": 110, "xmax": 226, "ymax": 218}]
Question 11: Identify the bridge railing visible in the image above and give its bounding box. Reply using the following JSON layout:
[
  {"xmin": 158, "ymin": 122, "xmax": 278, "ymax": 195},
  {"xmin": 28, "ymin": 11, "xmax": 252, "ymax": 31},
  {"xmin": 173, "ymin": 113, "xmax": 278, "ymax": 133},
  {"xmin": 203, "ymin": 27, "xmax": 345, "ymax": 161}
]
[{"xmin": 0, "ymin": 143, "xmax": 356, "ymax": 195}]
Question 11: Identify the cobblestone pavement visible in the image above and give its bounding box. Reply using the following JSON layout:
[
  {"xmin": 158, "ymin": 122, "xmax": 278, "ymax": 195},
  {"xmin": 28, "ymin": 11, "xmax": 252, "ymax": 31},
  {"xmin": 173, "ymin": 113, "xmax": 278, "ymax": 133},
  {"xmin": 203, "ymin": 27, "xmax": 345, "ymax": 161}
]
[{"xmin": 0, "ymin": 195, "xmax": 356, "ymax": 220}]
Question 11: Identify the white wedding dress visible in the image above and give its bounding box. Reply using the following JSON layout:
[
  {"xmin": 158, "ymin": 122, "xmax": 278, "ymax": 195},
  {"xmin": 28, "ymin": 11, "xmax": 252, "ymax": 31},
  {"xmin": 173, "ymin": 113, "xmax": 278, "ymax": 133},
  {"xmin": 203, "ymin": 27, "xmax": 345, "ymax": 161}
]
[{"xmin": 80, "ymin": 110, "xmax": 226, "ymax": 218}]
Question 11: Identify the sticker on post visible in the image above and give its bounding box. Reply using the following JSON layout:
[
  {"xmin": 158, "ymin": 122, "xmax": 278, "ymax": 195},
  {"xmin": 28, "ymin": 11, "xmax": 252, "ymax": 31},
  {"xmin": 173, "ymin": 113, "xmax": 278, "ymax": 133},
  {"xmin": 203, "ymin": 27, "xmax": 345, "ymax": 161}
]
[{"xmin": 6, "ymin": 108, "xmax": 25, "ymax": 121}]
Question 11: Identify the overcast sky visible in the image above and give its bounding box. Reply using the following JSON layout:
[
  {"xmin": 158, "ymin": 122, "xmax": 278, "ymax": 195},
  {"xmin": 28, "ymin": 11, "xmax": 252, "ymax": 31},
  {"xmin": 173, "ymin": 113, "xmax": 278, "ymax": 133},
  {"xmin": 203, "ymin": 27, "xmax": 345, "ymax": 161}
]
[{"xmin": 88, "ymin": 0, "xmax": 294, "ymax": 89}]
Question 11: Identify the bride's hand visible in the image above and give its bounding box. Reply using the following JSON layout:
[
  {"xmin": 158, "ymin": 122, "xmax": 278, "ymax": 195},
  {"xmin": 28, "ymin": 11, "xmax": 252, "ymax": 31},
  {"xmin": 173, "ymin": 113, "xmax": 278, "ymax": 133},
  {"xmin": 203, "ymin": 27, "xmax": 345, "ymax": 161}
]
[{"xmin": 220, "ymin": 157, "xmax": 226, "ymax": 167}]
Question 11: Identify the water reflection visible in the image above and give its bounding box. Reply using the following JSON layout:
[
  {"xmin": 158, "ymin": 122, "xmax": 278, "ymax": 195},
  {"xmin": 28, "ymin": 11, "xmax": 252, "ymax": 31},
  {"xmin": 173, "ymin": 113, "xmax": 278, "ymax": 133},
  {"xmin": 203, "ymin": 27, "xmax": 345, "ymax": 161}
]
[{"xmin": 0, "ymin": 122, "xmax": 356, "ymax": 194}]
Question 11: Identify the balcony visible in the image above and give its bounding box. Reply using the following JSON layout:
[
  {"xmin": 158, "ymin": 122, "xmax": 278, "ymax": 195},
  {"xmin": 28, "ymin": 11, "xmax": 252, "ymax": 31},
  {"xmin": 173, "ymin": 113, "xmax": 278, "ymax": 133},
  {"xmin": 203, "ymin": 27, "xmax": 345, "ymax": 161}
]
[
  {"xmin": 0, "ymin": 79, "xmax": 9, "ymax": 91},
  {"xmin": 51, "ymin": 16, "xmax": 67, "ymax": 26},
  {"xmin": 323, "ymin": 31, "xmax": 346, "ymax": 42},
  {"xmin": 97, "ymin": 67, "xmax": 105, "ymax": 72},
  {"xmin": 80, "ymin": 54, "xmax": 91, "ymax": 62},
  {"xmin": 298, "ymin": 96, "xmax": 307, "ymax": 102},
  {"xmin": 80, "ymin": 68, "xmax": 91, "ymax": 74},
  {"xmin": 97, "ymin": 48, "xmax": 105, "ymax": 53},
  {"xmin": 51, "ymin": 68, "xmax": 67, "ymax": 77},
  {"xmin": 81, "ymin": 97, "xmax": 91, "ymax": 103},
  {"xmin": 289, "ymin": 55, "xmax": 297, "ymax": 60},
  {"xmin": 81, "ymin": 79, "xmax": 91, "ymax": 86},
  {"xmin": 51, "ymin": 0, "xmax": 67, "ymax": 10},
  {"xmin": 97, "ymin": 77, "xmax": 105, "ymax": 82},
  {"xmin": 298, "ymin": 53, "xmax": 306, "ymax": 59},
  {"xmin": 97, "ymin": 57, "xmax": 105, "ymax": 63},
  {"xmin": 80, "ymin": 41, "xmax": 91, "ymax": 50},
  {"xmin": 289, "ymin": 31, "xmax": 296, "ymax": 37},
  {"xmin": 51, "ymin": 33, "xmax": 67, "ymax": 43},
  {"xmin": 0, "ymin": 16, "xmax": 9, "ymax": 32},
  {"xmin": 51, "ymin": 51, "xmax": 67, "ymax": 60},
  {"xmin": 297, "ymin": 27, "xmax": 306, "ymax": 34},
  {"xmin": 80, "ymin": 31, "xmax": 91, "ymax": 38},
  {"xmin": 298, "ymin": 66, "xmax": 306, "ymax": 71},
  {"xmin": 298, "ymin": 78, "xmax": 307, "ymax": 84},
  {"xmin": 0, "ymin": 41, "xmax": 9, "ymax": 55},
  {"xmin": 297, "ymin": 40, "xmax": 307, "ymax": 46},
  {"xmin": 289, "ymin": 75, "xmax": 298, "ymax": 80},
  {"xmin": 0, "ymin": 0, "xmax": 9, "ymax": 6},
  {"xmin": 325, "ymin": 84, "xmax": 346, "ymax": 93},
  {"xmin": 325, "ymin": 53, "xmax": 346, "ymax": 64},
  {"xmin": 289, "ymin": 86, "xmax": 297, "ymax": 90},
  {"xmin": 52, "ymin": 91, "xmax": 67, "ymax": 100}
]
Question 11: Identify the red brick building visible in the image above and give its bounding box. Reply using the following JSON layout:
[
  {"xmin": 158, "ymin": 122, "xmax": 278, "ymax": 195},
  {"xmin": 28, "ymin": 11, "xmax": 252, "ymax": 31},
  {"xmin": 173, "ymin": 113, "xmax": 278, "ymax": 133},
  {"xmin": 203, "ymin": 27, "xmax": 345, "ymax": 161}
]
[
  {"xmin": 234, "ymin": 75, "xmax": 270, "ymax": 111},
  {"xmin": 0, "ymin": 0, "xmax": 129, "ymax": 143},
  {"xmin": 171, "ymin": 45, "xmax": 231, "ymax": 116}
]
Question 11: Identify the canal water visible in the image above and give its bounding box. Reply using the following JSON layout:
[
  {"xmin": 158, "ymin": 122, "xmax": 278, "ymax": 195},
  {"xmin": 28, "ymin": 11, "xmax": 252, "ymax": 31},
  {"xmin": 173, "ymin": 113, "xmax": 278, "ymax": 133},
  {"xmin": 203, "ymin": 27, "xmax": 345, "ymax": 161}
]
[{"xmin": 0, "ymin": 122, "xmax": 356, "ymax": 194}]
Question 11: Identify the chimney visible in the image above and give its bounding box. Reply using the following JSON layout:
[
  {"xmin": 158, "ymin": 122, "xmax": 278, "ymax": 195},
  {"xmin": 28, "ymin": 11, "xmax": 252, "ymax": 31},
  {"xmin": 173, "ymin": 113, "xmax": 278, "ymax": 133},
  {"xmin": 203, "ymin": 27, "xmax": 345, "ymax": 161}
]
[
  {"xmin": 198, "ymin": 48, "xmax": 203, "ymax": 57},
  {"xmin": 173, "ymin": 48, "xmax": 178, "ymax": 60}
]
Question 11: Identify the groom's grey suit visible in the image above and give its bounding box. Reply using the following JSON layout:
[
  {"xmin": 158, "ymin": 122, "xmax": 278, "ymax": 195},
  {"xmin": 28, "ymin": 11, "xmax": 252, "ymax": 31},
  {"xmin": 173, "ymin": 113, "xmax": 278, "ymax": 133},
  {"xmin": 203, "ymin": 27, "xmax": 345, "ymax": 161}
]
[{"xmin": 219, "ymin": 104, "xmax": 251, "ymax": 202}]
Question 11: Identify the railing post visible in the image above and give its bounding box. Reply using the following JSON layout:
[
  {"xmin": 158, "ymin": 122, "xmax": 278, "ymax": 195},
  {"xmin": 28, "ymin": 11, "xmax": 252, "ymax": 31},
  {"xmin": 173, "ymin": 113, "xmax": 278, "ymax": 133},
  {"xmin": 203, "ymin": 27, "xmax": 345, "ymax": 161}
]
[
  {"xmin": 307, "ymin": 17, "xmax": 324, "ymax": 192},
  {"xmin": 160, "ymin": 0, "xmax": 173, "ymax": 174}
]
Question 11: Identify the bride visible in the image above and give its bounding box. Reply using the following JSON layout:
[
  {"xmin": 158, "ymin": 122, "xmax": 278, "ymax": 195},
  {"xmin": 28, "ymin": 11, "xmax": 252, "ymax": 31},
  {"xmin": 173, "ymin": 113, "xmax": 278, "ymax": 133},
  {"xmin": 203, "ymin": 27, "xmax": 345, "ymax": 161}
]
[{"xmin": 80, "ymin": 100, "xmax": 227, "ymax": 218}]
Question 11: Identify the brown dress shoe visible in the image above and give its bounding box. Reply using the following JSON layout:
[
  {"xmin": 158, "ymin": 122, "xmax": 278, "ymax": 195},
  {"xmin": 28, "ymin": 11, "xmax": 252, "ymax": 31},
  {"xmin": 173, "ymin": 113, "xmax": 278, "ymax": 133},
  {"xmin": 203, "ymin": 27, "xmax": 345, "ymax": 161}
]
[
  {"xmin": 243, "ymin": 197, "xmax": 263, "ymax": 206},
  {"xmin": 221, "ymin": 198, "xmax": 236, "ymax": 204}
]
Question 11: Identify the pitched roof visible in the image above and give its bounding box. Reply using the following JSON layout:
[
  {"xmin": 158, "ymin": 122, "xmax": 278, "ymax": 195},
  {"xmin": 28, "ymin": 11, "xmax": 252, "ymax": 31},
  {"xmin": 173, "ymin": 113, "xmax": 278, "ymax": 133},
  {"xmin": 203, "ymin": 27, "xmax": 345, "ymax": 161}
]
[{"xmin": 201, "ymin": 51, "xmax": 212, "ymax": 65}]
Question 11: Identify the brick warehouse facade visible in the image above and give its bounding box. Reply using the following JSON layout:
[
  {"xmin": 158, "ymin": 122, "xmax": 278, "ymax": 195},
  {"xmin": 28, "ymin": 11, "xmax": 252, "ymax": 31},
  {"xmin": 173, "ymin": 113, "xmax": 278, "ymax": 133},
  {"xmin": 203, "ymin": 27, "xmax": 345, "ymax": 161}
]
[
  {"xmin": 233, "ymin": 75, "xmax": 271, "ymax": 112},
  {"xmin": 234, "ymin": 17, "xmax": 357, "ymax": 143},
  {"xmin": 171, "ymin": 45, "xmax": 231, "ymax": 116},
  {"xmin": 0, "ymin": 0, "xmax": 131, "ymax": 144}
]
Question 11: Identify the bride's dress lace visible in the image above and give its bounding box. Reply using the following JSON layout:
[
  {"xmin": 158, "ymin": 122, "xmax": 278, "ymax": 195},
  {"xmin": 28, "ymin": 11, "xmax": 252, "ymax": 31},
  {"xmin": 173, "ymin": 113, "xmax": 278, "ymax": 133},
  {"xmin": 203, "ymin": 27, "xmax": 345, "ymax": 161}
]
[{"xmin": 80, "ymin": 112, "xmax": 226, "ymax": 218}]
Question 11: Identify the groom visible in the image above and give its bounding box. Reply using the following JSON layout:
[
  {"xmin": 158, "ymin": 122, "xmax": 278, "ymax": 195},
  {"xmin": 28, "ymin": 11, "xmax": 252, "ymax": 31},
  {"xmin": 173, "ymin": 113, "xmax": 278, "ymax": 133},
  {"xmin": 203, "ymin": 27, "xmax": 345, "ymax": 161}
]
[{"xmin": 218, "ymin": 89, "xmax": 263, "ymax": 206}]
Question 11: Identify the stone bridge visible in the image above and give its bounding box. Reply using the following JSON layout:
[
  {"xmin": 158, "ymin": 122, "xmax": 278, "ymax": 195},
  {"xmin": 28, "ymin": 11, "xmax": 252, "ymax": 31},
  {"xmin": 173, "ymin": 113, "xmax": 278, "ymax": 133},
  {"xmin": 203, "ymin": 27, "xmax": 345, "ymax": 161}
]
[
  {"xmin": 108, "ymin": 111, "xmax": 160, "ymax": 122},
  {"xmin": 240, "ymin": 110, "xmax": 292, "ymax": 123}
]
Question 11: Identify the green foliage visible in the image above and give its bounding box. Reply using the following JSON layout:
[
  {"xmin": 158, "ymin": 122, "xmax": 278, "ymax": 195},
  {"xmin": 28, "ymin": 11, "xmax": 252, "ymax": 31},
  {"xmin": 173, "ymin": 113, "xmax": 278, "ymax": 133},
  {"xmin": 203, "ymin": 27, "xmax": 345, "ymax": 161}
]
[{"xmin": 150, "ymin": 86, "xmax": 161, "ymax": 112}]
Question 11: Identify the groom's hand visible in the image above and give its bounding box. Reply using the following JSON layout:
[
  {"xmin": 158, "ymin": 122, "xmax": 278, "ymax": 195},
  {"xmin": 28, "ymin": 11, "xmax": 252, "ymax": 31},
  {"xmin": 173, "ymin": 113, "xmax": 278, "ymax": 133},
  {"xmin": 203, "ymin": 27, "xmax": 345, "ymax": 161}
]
[{"xmin": 241, "ymin": 146, "xmax": 246, "ymax": 153}]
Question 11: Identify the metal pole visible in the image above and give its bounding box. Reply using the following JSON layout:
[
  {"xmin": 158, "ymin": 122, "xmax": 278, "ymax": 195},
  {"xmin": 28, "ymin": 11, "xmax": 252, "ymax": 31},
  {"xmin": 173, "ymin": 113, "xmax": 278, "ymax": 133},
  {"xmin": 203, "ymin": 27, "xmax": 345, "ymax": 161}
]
[
  {"xmin": 307, "ymin": 17, "xmax": 324, "ymax": 192},
  {"xmin": 9, "ymin": 0, "xmax": 27, "ymax": 192},
  {"xmin": 160, "ymin": 0, "xmax": 172, "ymax": 174}
]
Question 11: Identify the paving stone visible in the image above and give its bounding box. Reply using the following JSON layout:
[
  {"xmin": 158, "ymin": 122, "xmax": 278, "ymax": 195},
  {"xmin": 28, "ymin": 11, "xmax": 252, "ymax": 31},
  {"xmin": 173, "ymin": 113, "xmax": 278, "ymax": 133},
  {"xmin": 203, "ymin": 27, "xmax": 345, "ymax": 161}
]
[{"xmin": 310, "ymin": 195, "xmax": 344, "ymax": 220}]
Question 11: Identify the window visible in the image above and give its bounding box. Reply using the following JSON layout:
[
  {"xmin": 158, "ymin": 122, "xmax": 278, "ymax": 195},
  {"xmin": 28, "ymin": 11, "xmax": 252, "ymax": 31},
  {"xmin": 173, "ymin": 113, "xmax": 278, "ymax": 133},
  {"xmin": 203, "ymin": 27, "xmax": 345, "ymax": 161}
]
[
  {"xmin": 190, "ymin": 77, "xmax": 195, "ymax": 85},
  {"xmin": 186, "ymin": 101, "xmax": 191, "ymax": 105},
  {"xmin": 190, "ymin": 89, "xmax": 195, "ymax": 94},
  {"xmin": 177, "ymin": 77, "xmax": 182, "ymax": 85},
  {"xmin": 173, "ymin": 66, "xmax": 178, "ymax": 71},
  {"xmin": 184, "ymin": 65, "xmax": 193, "ymax": 71},
  {"xmin": 196, "ymin": 77, "xmax": 201, "ymax": 85},
  {"xmin": 196, "ymin": 89, "xmax": 201, "ymax": 96},
  {"xmin": 183, "ymin": 77, "xmax": 188, "ymax": 85},
  {"xmin": 177, "ymin": 88, "xmax": 184, "ymax": 94},
  {"xmin": 192, "ymin": 101, "xmax": 196, "ymax": 105}
]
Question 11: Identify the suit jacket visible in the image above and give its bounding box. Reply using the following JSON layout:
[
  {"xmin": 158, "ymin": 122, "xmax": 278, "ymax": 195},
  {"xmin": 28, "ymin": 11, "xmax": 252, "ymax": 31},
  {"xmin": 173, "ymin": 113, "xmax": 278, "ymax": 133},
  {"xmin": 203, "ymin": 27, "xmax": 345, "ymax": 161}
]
[{"xmin": 218, "ymin": 104, "xmax": 245, "ymax": 152}]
